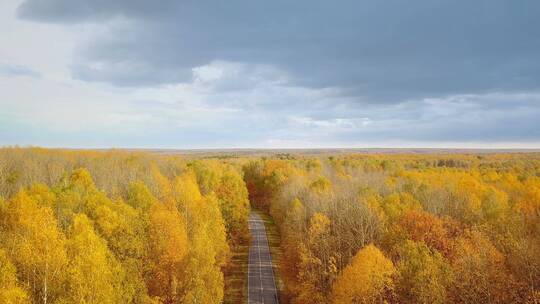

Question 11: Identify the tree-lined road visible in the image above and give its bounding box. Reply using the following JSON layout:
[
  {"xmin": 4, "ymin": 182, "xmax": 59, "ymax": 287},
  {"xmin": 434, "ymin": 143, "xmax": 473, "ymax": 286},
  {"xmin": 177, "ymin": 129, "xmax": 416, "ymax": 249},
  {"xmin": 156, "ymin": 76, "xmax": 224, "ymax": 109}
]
[{"xmin": 248, "ymin": 212, "xmax": 279, "ymax": 304}]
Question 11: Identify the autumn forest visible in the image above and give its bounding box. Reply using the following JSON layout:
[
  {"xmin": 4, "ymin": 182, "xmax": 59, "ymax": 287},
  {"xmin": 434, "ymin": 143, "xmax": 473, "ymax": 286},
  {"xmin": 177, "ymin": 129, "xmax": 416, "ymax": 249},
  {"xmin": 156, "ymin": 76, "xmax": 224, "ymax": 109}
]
[{"xmin": 0, "ymin": 148, "xmax": 539, "ymax": 304}]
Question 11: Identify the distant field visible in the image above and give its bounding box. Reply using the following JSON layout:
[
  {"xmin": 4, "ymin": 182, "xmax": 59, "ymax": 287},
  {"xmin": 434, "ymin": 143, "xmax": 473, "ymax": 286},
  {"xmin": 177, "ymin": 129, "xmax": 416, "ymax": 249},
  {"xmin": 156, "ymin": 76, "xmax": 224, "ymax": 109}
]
[{"xmin": 121, "ymin": 147, "xmax": 540, "ymax": 158}]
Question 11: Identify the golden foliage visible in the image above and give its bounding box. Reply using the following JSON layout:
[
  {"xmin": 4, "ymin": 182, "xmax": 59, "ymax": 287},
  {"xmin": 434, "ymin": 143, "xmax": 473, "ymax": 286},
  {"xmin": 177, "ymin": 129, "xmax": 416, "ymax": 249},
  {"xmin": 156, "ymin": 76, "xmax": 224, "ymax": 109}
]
[
  {"xmin": 331, "ymin": 244, "xmax": 395, "ymax": 304},
  {"xmin": 1, "ymin": 149, "xmax": 539, "ymax": 303}
]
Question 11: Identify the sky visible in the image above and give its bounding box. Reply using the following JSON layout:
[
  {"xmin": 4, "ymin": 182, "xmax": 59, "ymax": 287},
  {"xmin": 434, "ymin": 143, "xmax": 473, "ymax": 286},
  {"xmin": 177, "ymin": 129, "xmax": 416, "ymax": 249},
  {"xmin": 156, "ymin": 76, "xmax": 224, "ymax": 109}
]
[{"xmin": 1, "ymin": 0, "xmax": 539, "ymax": 149}]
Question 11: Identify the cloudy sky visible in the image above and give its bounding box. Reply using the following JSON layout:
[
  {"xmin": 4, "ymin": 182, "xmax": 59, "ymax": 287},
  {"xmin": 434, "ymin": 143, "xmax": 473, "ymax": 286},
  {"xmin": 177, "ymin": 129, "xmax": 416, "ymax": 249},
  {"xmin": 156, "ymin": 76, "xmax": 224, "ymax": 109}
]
[{"xmin": 1, "ymin": 0, "xmax": 539, "ymax": 148}]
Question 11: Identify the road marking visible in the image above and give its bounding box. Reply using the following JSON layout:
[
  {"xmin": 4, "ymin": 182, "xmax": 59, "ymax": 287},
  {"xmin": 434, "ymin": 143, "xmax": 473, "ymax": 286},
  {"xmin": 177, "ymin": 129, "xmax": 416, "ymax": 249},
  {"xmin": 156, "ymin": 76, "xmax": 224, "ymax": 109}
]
[{"xmin": 247, "ymin": 212, "xmax": 279, "ymax": 304}]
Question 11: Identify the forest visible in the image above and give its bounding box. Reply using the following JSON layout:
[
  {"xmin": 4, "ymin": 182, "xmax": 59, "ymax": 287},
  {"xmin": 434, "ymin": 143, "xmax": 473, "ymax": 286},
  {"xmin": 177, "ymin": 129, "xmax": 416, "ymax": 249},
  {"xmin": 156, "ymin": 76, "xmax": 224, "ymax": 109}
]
[{"xmin": 0, "ymin": 147, "xmax": 539, "ymax": 303}]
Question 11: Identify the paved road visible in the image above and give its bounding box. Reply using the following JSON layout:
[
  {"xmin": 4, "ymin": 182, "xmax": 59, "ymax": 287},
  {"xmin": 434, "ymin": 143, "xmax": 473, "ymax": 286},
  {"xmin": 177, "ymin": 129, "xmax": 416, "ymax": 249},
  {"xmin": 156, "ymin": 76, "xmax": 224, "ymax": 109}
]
[{"xmin": 248, "ymin": 212, "xmax": 279, "ymax": 304}]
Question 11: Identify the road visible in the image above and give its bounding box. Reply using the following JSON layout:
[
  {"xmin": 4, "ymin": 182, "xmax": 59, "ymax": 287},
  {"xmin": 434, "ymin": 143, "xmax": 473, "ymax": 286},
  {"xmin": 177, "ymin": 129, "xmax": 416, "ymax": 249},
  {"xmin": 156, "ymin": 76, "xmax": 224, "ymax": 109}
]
[{"xmin": 248, "ymin": 212, "xmax": 279, "ymax": 304}]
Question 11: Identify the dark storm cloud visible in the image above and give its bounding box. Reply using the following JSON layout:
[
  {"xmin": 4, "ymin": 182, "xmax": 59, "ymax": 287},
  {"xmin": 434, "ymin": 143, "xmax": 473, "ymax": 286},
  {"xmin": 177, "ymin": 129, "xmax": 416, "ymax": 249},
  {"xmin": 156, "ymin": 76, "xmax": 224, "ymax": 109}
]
[
  {"xmin": 10, "ymin": 0, "xmax": 540, "ymax": 146},
  {"xmin": 16, "ymin": 0, "xmax": 177, "ymax": 23},
  {"xmin": 17, "ymin": 0, "xmax": 540, "ymax": 102}
]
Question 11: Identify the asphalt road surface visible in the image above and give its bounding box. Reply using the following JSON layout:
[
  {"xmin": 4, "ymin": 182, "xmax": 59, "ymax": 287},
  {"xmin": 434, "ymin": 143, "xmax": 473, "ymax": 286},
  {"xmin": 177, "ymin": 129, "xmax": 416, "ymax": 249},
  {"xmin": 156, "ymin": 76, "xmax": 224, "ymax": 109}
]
[{"xmin": 248, "ymin": 212, "xmax": 279, "ymax": 304}]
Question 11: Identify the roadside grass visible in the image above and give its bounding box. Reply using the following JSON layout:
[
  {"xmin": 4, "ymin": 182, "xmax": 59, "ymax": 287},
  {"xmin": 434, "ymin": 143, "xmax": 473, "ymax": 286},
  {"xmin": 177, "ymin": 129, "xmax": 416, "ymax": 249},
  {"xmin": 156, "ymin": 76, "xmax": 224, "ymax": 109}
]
[
  {"xmin": 255, "ymin": 210, "xmax": 288, "ymax": 304},
  {"xmin": 223, "ymin": 237, "xmax": 249, "ymax": 304}
]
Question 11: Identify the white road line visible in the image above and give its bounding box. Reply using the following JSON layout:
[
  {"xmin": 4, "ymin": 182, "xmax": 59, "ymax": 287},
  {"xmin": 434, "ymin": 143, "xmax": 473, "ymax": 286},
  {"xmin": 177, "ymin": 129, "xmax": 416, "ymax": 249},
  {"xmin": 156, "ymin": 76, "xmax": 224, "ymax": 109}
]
[
  {"xmin": 248, "ymin": 217, "xmax": 251, "ymax": 304},
  {"xmin": 257, "ymin": 224, "xmax": 264, "ymax": 304},
  {"xmin": 247, "ymin": 212, "xmax": 279, "ymax": 304}
]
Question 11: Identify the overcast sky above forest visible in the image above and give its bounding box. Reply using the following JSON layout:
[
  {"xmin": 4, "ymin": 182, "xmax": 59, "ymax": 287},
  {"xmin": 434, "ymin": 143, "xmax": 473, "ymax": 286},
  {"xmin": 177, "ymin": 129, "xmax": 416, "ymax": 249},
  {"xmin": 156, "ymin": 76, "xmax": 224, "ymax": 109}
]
[{"xmin": 1, "ymin": 0, "xmax": 539, "ymax": 148}]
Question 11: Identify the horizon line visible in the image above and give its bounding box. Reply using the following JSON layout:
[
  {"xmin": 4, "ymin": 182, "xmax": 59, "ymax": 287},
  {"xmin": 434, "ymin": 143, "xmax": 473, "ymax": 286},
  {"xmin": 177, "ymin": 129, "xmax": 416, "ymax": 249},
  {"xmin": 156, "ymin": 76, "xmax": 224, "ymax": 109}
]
[{"xmin": 2, "ymin": 145, "xmax": 540, "ymax": 153}]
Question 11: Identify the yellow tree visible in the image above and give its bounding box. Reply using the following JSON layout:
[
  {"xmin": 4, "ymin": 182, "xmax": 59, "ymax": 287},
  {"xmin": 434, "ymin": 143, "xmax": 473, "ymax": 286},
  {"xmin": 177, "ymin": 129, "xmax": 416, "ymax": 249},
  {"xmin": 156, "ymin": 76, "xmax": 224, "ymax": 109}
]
[
  {"xmin": 0, "ymin": 249, "xmax": 30, "ymax": 304},
  {"xmin": 282, "ymin": 198, "xmax": 306, "ymax": 283},
  {"xmin": 173, "ymin": 172, "xmax": 229, "ymax": 304},
  {"xmin": 57, "ymin": 169, "xmax": 148, "ymax": 302},
  {"xmin": 26, "ymin": 184, "xmax": 56, "ymax": 209},
  {"xmin": 127, "ymin": 180, "xmax": 158, "ymax": 211},
  {"xmin": 331, "ymin": 244, "xmax": 395, "ymax": 304},
  {"xmin": 451, "ymin": 174, "xmax": 485, "ymax": 224},
  {"xmin": 514, "ymin": 177, "xmax": 540, "ymax": 235},
  {"xmin": 125, "ymin": 181, "xmax": 166, "ymax": 303},
  {"xmin": 450, "ymin": 230, "xmax": 515, "ymax": 303},
  {"xmin": 382, "ymin": 193, "xmax": 422, "ymax": 222},
  {"xmin": 395, "ymin": 241, "xmax": 452, "ymax": 304},
  {"xmin": 65, "ymin": 214, "xmax": 124, "ymax": 303},
  {"xmin": 147, "ymin": 200, "xmax": 189, "ymax": 303},
  {"xmin": 214, "ymin": 166, "xmax": 250, "ymax": 242},
  {"xmin": 309, "ymin": 176, "xmax": 333, "ymax": 194},
  {"xmin": 189, "ymin": 161, "xmax": 250, "ymax": 242},
  {"xmin": 53, "ymin": 168, "xmax": 97, "ymax": 229},
  {"xmin": 182, "ymin": 210, "xmax": 226, "ymax": 304},
  {"xmin": 92, "ymin": 200, "xmax": 148, "ymax": 302},
  {"xmin": 0, "ymin": 190, "xmax": 68, "ymax": 304},
  {"xmin": 295, "ymin": 213, "xmax": 333, "ymax": 304}
]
